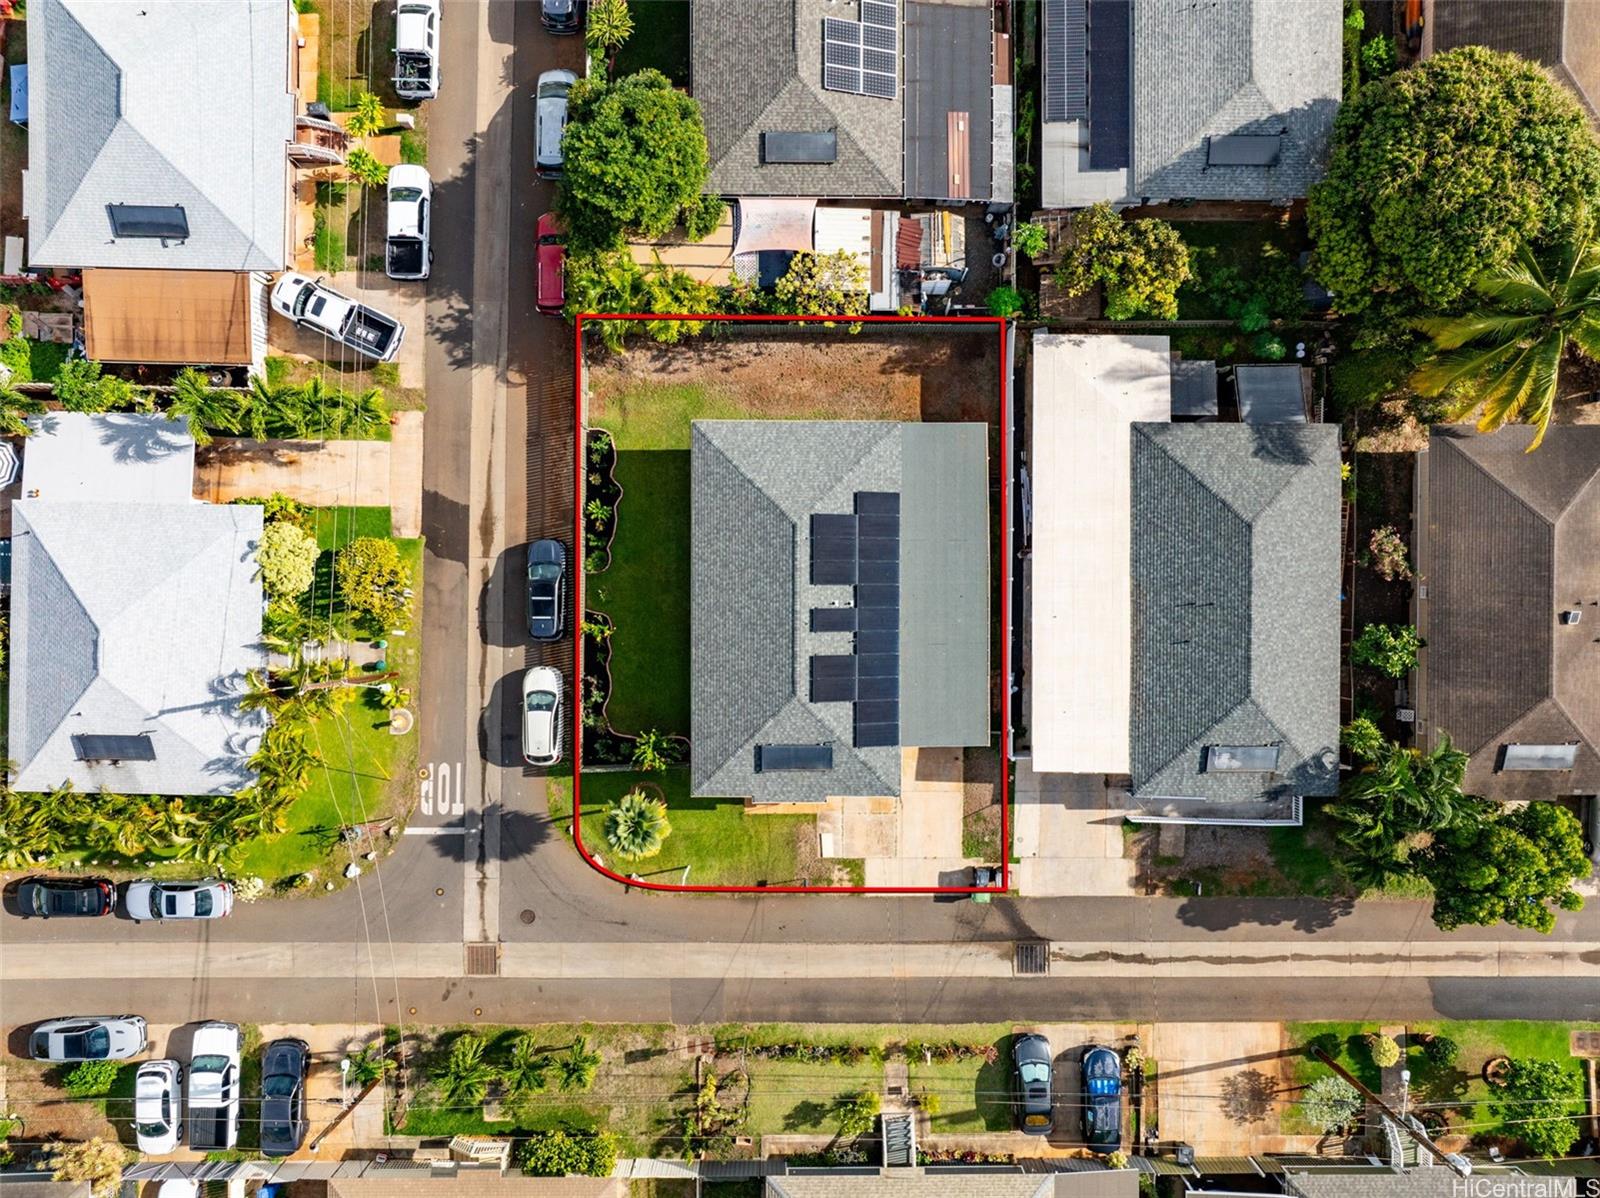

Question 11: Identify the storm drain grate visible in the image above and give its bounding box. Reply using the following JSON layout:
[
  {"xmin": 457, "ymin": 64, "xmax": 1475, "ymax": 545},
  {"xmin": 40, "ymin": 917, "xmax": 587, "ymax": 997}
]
[
  {"xmin": 465, "ymin": 942, "xmax": 500, "ymax": 976},
  {"xmin": 1013, "ymin": 941, "xmax": 1050, "ymax": 976}
]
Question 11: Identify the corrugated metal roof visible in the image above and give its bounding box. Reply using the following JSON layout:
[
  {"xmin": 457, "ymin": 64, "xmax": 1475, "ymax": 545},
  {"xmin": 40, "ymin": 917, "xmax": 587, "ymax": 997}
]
[{"xmin": 1236, "ymin": 365, "xmax": 1308, "ymax": 425}]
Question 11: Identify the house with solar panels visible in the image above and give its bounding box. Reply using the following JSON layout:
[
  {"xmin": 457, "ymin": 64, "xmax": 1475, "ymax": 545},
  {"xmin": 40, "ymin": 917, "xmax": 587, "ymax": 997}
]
[
  {"xmin": 690, "ymin": 421, "xmax": 991, "ymax": 805},
  {"xmin": 1038, "ymin": 0, "xmax": 1342, "ymax": 209},
  {"xmin": 1413, "ymin": 425, "xmax": 1600, "ymax": 804},
  {"xmin": 8, "ymin": 414, "xmax": 266, "ymax": 796}
]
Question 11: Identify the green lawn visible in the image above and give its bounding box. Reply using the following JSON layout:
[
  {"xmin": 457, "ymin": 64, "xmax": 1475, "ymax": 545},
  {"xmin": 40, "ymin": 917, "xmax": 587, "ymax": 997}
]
[
  {"xmin": 743, "ymin": 1060, "xmax": 884, "ymax": 1135},
  {"xmin": 550, "ymin": 770, "xmax": 813, "ymax": 887},
  {"xmin": 611, "ymin": 0, "xmax": 691, "ymax": 86},
  {"xmin": 907, "ymin": 1057, "xmax": 1012, "ymax": 1133}
]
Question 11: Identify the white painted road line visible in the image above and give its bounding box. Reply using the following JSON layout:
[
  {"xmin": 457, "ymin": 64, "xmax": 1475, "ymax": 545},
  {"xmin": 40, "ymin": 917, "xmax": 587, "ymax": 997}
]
[{"xmin": 403, "ymin": 825, "xmax": 467, "ymax": 835}]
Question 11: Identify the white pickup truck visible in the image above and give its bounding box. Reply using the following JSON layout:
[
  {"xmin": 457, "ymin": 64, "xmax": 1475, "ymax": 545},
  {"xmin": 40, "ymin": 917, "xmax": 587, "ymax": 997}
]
[
  {"xmin": 385, "ymin": 165, "xmax": 432, "ymax": 281},
  {"xmin": 271, "ymin": 273, "xmax": 405, "ymax": 362},
  {"xmin": 186, "ymin": 1022, "xmax": 241, "ymax": 1152},
  {"xmin": 393, "ymin": 0, "xmax": 440, "ymax": 100}
]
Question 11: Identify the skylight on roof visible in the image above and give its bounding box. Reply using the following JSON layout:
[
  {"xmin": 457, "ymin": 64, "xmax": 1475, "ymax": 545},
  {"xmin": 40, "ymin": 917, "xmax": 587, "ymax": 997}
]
[
  {"xmin": 71, "ymin": 733, "xmax": 157, "ymax": 762},
  {"xmin": 1203, "ymin": 745, "xmax": 1281, "ymax": 773},
  {"xmin": 106, "ymin": 203, "xmax": 189, "ymax": 242},
  {"xmin": 1501, "ymin": 743, "xmax": 1578, "ymax": 771}
]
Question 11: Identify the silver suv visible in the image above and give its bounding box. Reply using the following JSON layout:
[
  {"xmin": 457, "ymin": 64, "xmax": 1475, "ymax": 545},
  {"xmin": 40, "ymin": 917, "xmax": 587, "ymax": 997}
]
[{"xmin": 535, "ymin": 69, "xmax": 577, "ymax": 178}]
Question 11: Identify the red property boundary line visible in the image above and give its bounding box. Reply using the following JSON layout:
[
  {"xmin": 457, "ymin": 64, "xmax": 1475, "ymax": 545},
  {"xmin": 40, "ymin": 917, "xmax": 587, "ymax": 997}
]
[{"xmin": 571, "ymin": 313, "xmax": 1011, "ymax": 895}]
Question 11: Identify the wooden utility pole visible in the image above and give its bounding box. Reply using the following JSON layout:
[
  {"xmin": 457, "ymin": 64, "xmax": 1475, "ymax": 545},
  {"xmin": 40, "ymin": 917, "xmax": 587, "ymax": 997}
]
[{"xmin": 1311, "ymin": 1049, "xmax": 1470, "ymax": 1179}]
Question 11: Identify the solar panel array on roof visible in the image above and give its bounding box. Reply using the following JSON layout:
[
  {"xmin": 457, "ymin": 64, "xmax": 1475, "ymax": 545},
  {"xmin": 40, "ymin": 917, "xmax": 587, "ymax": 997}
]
[
  {"xmin": 1085, "ymin": 0, "xmax": 1130, "ymax": 170},
  {"xmin": 820, "ymin": 3, "xmax": 896, "ymax": 100},
  {"xmin": 756, "ymin": 743, "xmax": 835, "ymax": 772},
  {"xmin": 71, "ymin": 733, "xmax": 157, "ymax": 762},
  {"xmin": 762, "ymin": 131, "xmax": 839, "ymax": 164},
  {"xmin": 1207, "ymin": 134, "xmax": 1283, "ymax": 167},
  {"xmin": 1043, "ymin": 0, "xmax": 1088, "ymax": 123},
  {"xmin": 1502, "ymin": 743, "xmax": 1579, "ymax": 771},
  {"xmin": 811, "ymin": 606, "xmax": 857, "ymax": 632}
]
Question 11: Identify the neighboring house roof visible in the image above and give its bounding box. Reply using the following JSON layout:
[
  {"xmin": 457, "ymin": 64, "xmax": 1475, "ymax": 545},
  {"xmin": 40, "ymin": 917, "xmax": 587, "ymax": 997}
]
[
  {"xmin": 768, "ymin": 1171, "xmax": 1139, "ymax": 1198},
  {"xmin": 1129, "ymin": 422, "xmax": 1341, "ymax": 813},
  {"xmin": 1028, "ymin": 333, "xmax": 1172, "ymax": 774},
  {"xmin": 9, "ymin": 417, "xmax": 265, "ymax": 796},
  {"xmin": 1425, "ymin": 0, "xmax": 1600, "ymax": 119},
  {"xmin": 327, "ymin": 1177, "xmax": 626, "ymax": 1198},
  {"xmin": 83, "ymin": 268, "xmax": 257, "ymax": 366},
  {"xmin": 22, "ymin": 412, "xmax": 196, "ymax": 502},
  {"xmin": 1040, "ymin": 0, "xmax": 1341, "ymax": 205},
  {"xmin": 1416, "ymin": 425, "xmax": 1600, "ymax": 800},
  {"xmin": 1287, "ymin": 1172, "xmax": 1494, "ymax": 1198},
  {"xmin": 0, "ymin": 1183, "xmax": 93, "ymax": 1198},
  {"xmin": 25, "ymin": 0, "xmax": 294, "ymax": 270},
  {"xmin": 691, "ymin": 420, "xmax": 990, "ymax": 803}
]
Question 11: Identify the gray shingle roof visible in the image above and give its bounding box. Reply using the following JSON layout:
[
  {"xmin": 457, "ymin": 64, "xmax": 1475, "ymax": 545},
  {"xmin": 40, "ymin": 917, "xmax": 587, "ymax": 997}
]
[
  {"xmin": 768, "ymin": 1173, "xmax": 1138, "ymax": 1198},
  {"xmin": 9, "ymin": 465, "xmax": 266, "ymax": 796},
  {"xmin": 1418, "ymin": 424, "xmax": 1600, "ymax": 800},
  {"xmin": 692, "ymin": 0, "xmax": 903, "ymax": 198},
  {"xmin": 1130, "ymin": 0, "xmax": 1341, "ymax": 201},
  {"xmin": 25, "ymin": 0, "xmax": 293, "ymax": 270},
  {"xmin": 1129, "ymin": 423, "xmax": 1340, "ymax": 805},
  {"xmin": 691, "ymin": 420, "xmax": 989, "ymax": 802}
]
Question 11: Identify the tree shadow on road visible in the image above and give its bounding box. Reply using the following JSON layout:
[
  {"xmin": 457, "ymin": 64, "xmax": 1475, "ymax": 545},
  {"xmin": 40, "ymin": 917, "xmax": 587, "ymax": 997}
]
[{"xmin": 1175, "ymin": 896, "xmax": 1355, "ymax": 934}]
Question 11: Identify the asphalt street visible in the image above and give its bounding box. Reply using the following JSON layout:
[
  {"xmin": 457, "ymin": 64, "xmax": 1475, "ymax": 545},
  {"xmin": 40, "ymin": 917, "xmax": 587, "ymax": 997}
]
[{"xmin": 3, "ymin": 0, "xmax": 1599, "ymax": 1033}]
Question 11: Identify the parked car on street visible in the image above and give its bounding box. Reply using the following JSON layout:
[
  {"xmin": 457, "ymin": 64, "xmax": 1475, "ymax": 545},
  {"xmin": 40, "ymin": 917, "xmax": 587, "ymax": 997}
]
[
  {"xmin": 270, "ymin": 273, "xmax": 404, "ymax": 362},
  {"xmin": 187, "ymin": 1022, "xmax": 242, "ymax": 1152},
  {"xmin": 385, "ymin": 165, "xmax": 432, "ymax": 281},
  {"xmin": 541, "ymin": 0, "xmax": 581, "ymax": 33},
  {"xmin": 259, "ymin": 1037, "xmax": 311, "ymax": 1157},
  {"xmin": 30, "ymin": 1015, "xmax": 147, "ymax": 1061},
  {"xmin": 124, "ymin": 879, "xmax": 233, "ymax": 922},
  {"xmin": 522, "ymin": 665, "xmax": 564, "ymax": 766},
  {"xmin": 527, "ymin": 538, "xmax": 567, "ymax": 639},
  {"xmin": 15, "ymin": 876, "xmax": 114, "ymax": 918},
  {"xmin": 535, "ymin": 69, "xmax": 577, "ymax": 178},
  {"xmin": 134, "ymin": 1059, "xmax": 184, "ymax": 1155},
  {"xmin": 1013, "ymin": 1033, "xmax": 1053, "ymax": 1135},
  {"xmin": 535, "ymin": 212, "xmax": 566, "ymax": 316},
  {"xmin": 392, "ymin": 0, "xmax": 440, "ymax": 99},
  {"xmin": 1080, "ymin": 1045, "xmax": 1123, "ymax": 1153}
]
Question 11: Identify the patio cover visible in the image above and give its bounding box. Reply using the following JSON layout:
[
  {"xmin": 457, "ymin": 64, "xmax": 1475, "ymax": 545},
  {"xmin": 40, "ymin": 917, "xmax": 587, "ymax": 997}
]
[
  {"xmin": 812, "ymin": 207, "xmax": 873, "ymax": 291},
  {"xmin": 732, "ymin": 197, "xmax": 817, "ymax": 257},
  {"xmin": 1029, "ymin": 332, "xmax": 1171, "ymax": 774},
  {"xmin": 83, "ymin": 268, "xmax": 254, "ymax": 365}
]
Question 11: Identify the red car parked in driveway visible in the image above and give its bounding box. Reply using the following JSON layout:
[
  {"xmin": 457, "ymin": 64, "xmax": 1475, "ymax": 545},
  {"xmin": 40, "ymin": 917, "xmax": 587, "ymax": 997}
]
[{"xmin": 536, "ymin": 212, "xmax": 566, "ymax": 316}]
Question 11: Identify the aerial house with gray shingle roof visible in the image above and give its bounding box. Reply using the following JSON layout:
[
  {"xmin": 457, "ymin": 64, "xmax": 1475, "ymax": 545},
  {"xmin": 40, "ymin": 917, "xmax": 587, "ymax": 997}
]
[
  {"xmin": 9, "ymin": 414, "xmax": 266, "ymax": 797},
  {"xmin": 1039, "ymin": 0, "xmax": 1341, "ymax": 209},
  {"xmin": 1414, "ymin": 425, "xmax": 1600, "ymax": 802},
  {"xmin": 691, "ymin": 420, "xmax": 990, "ymax": 804}
]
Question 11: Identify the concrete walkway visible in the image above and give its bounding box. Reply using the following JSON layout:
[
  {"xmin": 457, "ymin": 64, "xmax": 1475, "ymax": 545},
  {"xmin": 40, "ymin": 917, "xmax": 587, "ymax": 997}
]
[
  {"xmin": 1012, "ymin": 761, "xmax": 1137, "ymax": 897},
  {"xmin": 818, "ymin": 748, "xmax": 984, "ymax": 887},
  {"xmin": 192, "ymin": 411, "xmax": 423, "ymax": 537}
]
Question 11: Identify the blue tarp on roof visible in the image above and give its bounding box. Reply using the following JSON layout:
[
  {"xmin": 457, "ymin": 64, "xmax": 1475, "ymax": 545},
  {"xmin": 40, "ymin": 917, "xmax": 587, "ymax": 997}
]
[{"xmin": 9, "ymin": 64, "xmax": 26, "ymax": 126}]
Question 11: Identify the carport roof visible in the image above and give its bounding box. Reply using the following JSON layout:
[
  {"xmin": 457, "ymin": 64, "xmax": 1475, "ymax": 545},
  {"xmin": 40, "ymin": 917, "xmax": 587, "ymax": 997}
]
[{"xmin": 83, "ymin": 268, "xmax": 255, "ymax": 365}]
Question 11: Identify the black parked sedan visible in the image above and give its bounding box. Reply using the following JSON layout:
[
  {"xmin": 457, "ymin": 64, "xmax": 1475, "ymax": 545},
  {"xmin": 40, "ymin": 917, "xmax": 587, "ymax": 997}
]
[
  {"xmin": 1080, "ymin": 1045, "xmax": 1123, "ymax": 1153},
  {"xmin": 260, "ymin": 1038, "xmax": 310, "ymax": 1157},
  {"xmin": 16, "ymin": 876, "xmax": 115, "ymax": 918},
  {"xmin": 1013, "ymin": 1032, "xmax": 1053, "ymax": 1135},
  {"xmin": 527, "ymin": 538, "xmax": 567, "ymax": 640}
]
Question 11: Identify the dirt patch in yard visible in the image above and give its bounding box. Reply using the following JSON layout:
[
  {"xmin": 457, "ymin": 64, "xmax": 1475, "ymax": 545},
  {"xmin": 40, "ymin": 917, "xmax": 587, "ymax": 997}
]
[{"xmin": 961, "ymin": 747, "xmax": 1003, "ymax": 861}]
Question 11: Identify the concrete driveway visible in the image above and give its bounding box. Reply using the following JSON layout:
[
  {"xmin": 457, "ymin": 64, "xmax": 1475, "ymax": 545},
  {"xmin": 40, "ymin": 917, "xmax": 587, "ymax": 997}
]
[
  {"xmin": 1013, "ymin": 762, "xmax": 1137, "ymax": 896},
  {"xmin": 268, "ymin": 268, "xmax": 427, "ymax": 390}
]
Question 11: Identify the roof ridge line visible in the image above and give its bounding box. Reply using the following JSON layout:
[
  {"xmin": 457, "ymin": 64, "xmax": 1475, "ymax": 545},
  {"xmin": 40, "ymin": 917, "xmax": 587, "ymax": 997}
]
[{"xmin": 1443, "ymin": 434, "xmax": 1558, "ymax": 530}]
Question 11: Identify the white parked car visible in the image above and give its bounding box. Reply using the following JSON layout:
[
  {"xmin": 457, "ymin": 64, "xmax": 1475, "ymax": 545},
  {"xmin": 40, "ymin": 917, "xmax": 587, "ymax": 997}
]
[
  {"xmin": 385, "ymin": 164, "xmax": 432, "ymax": 281},
  {"xmin": 535, "ymin": 69, "xmax": 577, "ymax": 178},
  {"xmin": 124, "ymin": 879, "xmax": 233, "ymax": 922},
  {"xmin": 522, "ymin": 665, "xmax": 564, "ymax": 766},
  {"xmin": 187, "ymin": 1022, "xmax": 242, "ymax": 1152},
  {"xmin": 135, "ymin": 1059, "xmax": 184, "ymax": 1154},
  {"xmin": 270, "ymin": 273, "xmax": 404, "ymax": 362},
  {"xmin": 392, "ymin": 0, "xmax": 440, "ymax": 99},
  {"xmin": 29, "ymin": 1015, "xmax": 147, "ymax": 1061}
]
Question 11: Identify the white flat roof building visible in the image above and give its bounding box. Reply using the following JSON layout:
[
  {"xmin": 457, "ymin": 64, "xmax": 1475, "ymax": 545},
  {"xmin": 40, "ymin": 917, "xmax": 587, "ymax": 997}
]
[{"xmin": 1028, "ymin": 333, "xmax": 1171, "ymax": 774}]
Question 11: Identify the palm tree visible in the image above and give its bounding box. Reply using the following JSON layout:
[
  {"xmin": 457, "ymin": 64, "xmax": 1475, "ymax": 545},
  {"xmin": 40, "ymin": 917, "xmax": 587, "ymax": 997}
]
[
  {"xmin": 1412, "ymin": 206, "xmax": 1600, "ymax": 451},
  {"xmin": 244, "ymin": 373, "xmax": 283, "ymax": 441},
  {"xmin": 1327, "ymin": 734, "xmax": 1472, "ymax": 883},
  {"xmin": 345, "ymin": 147, "xmax": 390, "ymax": 189},
  {"xmin": 167, "ymin": 368, "xmax": 242, "ymax": 446},
  {"xmin": 337, "ymin": 386, "xmax": 388, "ymax": 439},
  {"xmin": 585, "ymin": 0, "xmax": 634, "ymax": 54},
  {"xmin": 347, "ymin": 91, "xmax": 388, "ymax": 138},
  {"xmin": 436, "ymin": 1033, "xmax": 496, "ymax": 1106},
  {"xmin": 499, "ymin": 1034, "xmax": 549, "ymax": 1098},
  {"xmin": 603, "ymin": 789, "xmax": 671, "ymax": 859},
  {"xmin": 345, "ymin": 1044, "xmax": 397, "ymax": 1088},
  {"xmin": 294, "ymin": 377, "xmax": 336, "ymax": 439},
  {"xmin": 555, "ymin": 1035, "xmax": 601, "ymax": 1092},
  {"xmin": 0, "ymin": 377, "xmax": 46, "ymax": 438},
  {"xmin": 0, "ymin": 792, "xmax": 67, "ymax": 867}
]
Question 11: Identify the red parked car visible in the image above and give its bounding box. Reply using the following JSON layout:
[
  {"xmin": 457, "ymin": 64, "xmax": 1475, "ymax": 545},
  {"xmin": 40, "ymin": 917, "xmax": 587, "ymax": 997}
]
[{"xmin": 536, "ymin": 212, "xmax": 566, "ymax": 316}]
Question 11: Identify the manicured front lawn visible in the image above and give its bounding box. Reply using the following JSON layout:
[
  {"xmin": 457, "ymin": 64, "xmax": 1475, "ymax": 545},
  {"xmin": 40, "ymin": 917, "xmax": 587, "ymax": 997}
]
[
  {"xmin": 611, "ymin": 0, "xmax": 691, "ymax": 87},
  {"xmin": 743, "ymin": 1060, "xmax": 884, "ymax": 1135},
  {"xmin": 552, "ymin": 769, "xmax": 811, "ymax": 887},
  {"xmin": 907, "ymin": 1057, "xmax": 1013, "ymax": 1132}
]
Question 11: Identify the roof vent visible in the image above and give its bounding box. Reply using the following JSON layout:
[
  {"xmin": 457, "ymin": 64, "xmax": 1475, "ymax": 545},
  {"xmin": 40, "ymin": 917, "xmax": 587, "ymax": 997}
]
[{"xmin": 1561, "ymin": 609, "xmax": 1582, "ymax": 625}]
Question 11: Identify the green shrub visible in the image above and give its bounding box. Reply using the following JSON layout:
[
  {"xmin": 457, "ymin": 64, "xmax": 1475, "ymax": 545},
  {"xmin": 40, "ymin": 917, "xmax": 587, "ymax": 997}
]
[
  {"xmin": 1056, "ymin": 203, "xmax": 1190, "ymax": 319},
  {"xmin": 1013, "ymin": 221, "xmax": 1048, "ymax": 259},
  {"xmin": 53, "ymin": 358, "xmax": 142, "ymax": 412},
  {"xmin": 518, "ymin": 1129, "xmax": 618, "ymax": 1177},
  {"xmin": 64, "ymin": 1059, "xmax": 120, "ymax": 1098},
  {"xmin": 836, "ymin": 1091, "xmax": 881, "ymax": 1138},
  {"xmin": 1300, "ymin": 1075, "xmax": 1362, "ymax": 1131},
  {"xmin": 1422, "ymin": 1034, "xmax": 1459, "ymax": 1068},
  {"xmin": 1367, "ymin": 1033, "xmax": 1401, "ymax": 1068},
  {"xmin": 683, "ymin": 195, "xmax": 727, "ymax": 242},
  {"xmin": 1360, "ymin": 34, "xmax": 1397, "ymax": 79},
  {"xmin": 1351, "ymin": 623, "xmax": 1422, "ymax": 678},
  {"xmin": 1252, "ymin": 332, "xmax": 1287, "ymax": 361},
  {"xmin": 986, "ymin": 285, "xmax": 1025, "ymax": 318},
  {"xmin": 1340, "ymin": 717, "xmax": 1385, "ymax": 763},
  {"xmin": 258, "ymin": 521, "xmax": 321, "ymax": 599},
  {"xmin": 335, "ymin": 536, "xmax": 412, "ymax": 628}
]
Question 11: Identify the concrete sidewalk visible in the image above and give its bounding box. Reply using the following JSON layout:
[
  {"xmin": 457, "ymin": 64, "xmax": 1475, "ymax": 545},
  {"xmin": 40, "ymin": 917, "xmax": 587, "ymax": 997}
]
[{"xmin": 8, "ymin": 937, "xmax": 1600, "ymax": 981}]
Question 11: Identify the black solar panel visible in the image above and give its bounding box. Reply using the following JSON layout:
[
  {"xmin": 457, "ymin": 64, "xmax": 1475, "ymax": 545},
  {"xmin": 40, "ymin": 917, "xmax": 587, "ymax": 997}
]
[
  {"xmin": 71, "ymin": 733, "xmax": 157, "ymax": 762},
  {"xmin": 857, "ymin": 674, "xmax": 898, "ymax": 701},
  {"xmin": 857, "ymin": 513, "xmax": 900, "ymax": 539},
  {"xmin": 811, "ymin": 537, "xmax": 856, "ymax": 561},
  {"xmin": 812, "ymin": 558, "xmax": 857, "ymax": 585},
  {"xmin": 856, "ymin": 585, "xmax": 898, "ymax": 609},
  {"xmin": 858, "ymin": 558, "xmax": 898, "ymax": 585},
  {"xmin": 812, "ymin": 513, "xmax": 857, "ymax": 538},
  {"xmin": 854, "ymin": 722, "xmax": 899, "ymax": 749},
  {"xmin": 856, "ymin": 700, "xmax": 899, "ymax": 725},
  {"xmin": 811, "ymin": 607, "xmax": 857, "ymax": 632},
  {"xmin": 757, "ymin": 743, "xmax": 835, "ymax": 772},
  {"xmin": 861, "ymin": 0, "xmax": 896, "ymax": 26},
  {"xmin": 857, "ymin": 629, "xmax": 899, "ymax": 655},
  {"xmin": 811, "ymin": 654, "xmax": 856, "ymax": 680},
  {"xmin": 812, "ymin": 675, "xmax": 857, "ymax": 702},
  {"xmin": 858, "ymin": 538, "xmax": 898, "ymax": 562},
  {"xmin": 1044, "ymin": 0, "xmax": 1088, "ymax": 123},
  {"xmin": 862, "ymin": 72, "xmax": 896, "ymax": 99},
  {"xmin": 857, "ymin": 653, "xmax": 898, "ymax": 677},
  {"xmin": 855, "ymin": 492, "xmax": 899, "ymax": 514},
  {"xmin": 1086, "ymin": 0, "xmax": 1131, "ymax": 170},
  {"xmin": 857, "ymin": 606, "xmax": 898, "ymax": 630}
]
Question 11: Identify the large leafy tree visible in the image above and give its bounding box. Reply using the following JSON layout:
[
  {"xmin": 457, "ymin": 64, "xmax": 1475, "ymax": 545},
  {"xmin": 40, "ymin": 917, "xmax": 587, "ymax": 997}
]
[
  {"xmin": 1492, "ymin": 1059, "xmax": 1583, "ymax": 1158},
  {"xmin": 1327, "ymin": 735, "xmax": 1468, "ymax": 885},
  {"xmin": 1424, "ymin": 799, "xmax": 1589, "ymax": 933},
  {"xmin": 1054, "ymin": 203, "xmax": 1190, "ymax": 320},
  {"xmin": 1411, "ymin": 207, "xmax": 1600, "ymax": 450},
  {"xmin": 1308, "ymin": 46, "xmax": 1600, "ymax": 316},
  {"xmin": 558, "ymin": 70, "xmax": 709, "ymax": 252}
]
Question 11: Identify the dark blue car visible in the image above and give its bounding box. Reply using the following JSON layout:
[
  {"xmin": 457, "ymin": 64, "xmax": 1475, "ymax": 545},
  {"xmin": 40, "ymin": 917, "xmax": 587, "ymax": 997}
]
[
  {"xmin": 1013, "ymin": 1033, "xmax": 1053, "ymax": 1134},
  {"xmin": 260, "ymin": 1038, "xmax": 310, "ymax": 1157},
  {"xmin": 16, "ymin": 876, "xmax": 114, "ymax": 918},
  {"xmin": 1080, "ymin": 1045, "xmax": 1123, "ymax": 1152},
  {"xmin": 527, "ymin": 539, "xmax": 567, "ymax": 640}
]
